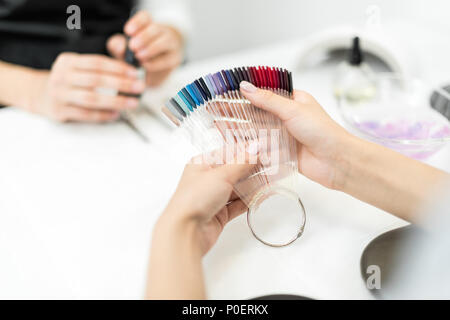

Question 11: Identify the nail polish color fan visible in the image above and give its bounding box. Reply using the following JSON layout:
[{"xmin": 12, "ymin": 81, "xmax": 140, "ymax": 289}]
[{"xmin": 163, "ymin": 66, "xmax": 306, "ymax": 247}]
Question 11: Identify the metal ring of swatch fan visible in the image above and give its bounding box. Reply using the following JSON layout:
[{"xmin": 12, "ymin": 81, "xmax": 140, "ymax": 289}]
[
  {"xmin": 162, "ymin": 66, "xmax": 306, "ymax": 247},
  {"xmin": 247, "ymin": 185, "xmax": 306, "ymax": 247}
]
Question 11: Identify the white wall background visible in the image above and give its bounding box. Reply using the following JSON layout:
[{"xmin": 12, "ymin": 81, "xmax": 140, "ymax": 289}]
[{"xmin": 185, "ymin": 0, "xmax": 450, "ymax": 61}]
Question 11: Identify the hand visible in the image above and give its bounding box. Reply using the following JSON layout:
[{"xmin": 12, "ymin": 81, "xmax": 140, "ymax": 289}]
[
  {"xmin": 107, "ymin": 11, "xmax": 184, "ymax": 87},
  {"xmin": 240, "ymin": 81, "xmax": 450, "ymax": 224},
  {"xmin": 157, "ymin": 153, "xmax": 254, "ymax": 255},
  {"xmin": 147, "ymin": 155, "xmax": 254, "ymax": 300},
  {"xmin": 239, "ymin": 81, "xmax": 352, "ymax": 190},
  {"xmin": 28, "ymin": 52, "xmax": 145, "ymax": 122}
]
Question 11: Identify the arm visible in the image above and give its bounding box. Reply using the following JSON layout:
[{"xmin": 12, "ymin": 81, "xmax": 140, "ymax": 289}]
[
  {"xmin": 336, "ymin": 134, "xmax": 446, "ymax": 222},
  {"xmin": 0, "ymin": 60, "xmax": 45, "ymax": 109},
  {"xmin": 239, "ymin": 81, "xmax": 450, "ymax": 224},
  {"xmin": 146, "ymin": 155, "xmax": 254, "ymax": 299},
  {"xmin": 147, "ymin": 214, "xmax": 205, "ymax": 299}
]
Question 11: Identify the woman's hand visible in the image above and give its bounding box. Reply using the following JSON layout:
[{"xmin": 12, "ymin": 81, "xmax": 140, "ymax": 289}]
[
  {"xmin": 27, "ymin": 52, "xmax": 145, "ymax": 122},
  {"xmin": 240, "ymin": 81, "xmax": 352, "ymax": 190},
  {"xmin": 158, "ymin": 154, "xmax": 255, "ymax": 255},
  {"xmin": 107, "ymin": 10, "xmax": 184, "ymax": 87},
  {"xmin": 147, "ymin": 153, "xmax": 254, "ymax": 299},
  {"xmin": 239, "ymin": 81, "xmax": 449, "ymax": 223}
]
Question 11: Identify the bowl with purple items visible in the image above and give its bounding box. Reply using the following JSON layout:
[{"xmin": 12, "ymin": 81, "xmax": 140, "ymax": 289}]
[{"xmin": 337, "ymin": 73, "xmax": 450, "ymax": 160}]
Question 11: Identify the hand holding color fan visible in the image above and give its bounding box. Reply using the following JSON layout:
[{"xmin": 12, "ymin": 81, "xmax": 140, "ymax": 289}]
[{"xmin": 163, "ymin": 66, "xmax": 305, "ymax": 247}]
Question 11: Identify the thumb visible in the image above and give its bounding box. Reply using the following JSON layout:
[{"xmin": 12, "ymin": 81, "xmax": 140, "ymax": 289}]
[
  {"xmin": 216, "ymin": 162, "xmax": 255, "ymax": 186},
  {"xmin": 107, "ymin": 34, "xmax": 127, "ymax": 60},
  {"xmin": 239, "ymin": 81, "xmax": 298, "ymax": 122},
  {"xmin": 214, "ymin": 149, "xmax": 257, "ymax": 185}
]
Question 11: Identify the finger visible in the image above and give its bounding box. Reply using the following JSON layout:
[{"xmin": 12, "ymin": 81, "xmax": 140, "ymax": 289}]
[
  {"xmin": 226, "ymin": 199, "xmax": 248, "ymax": 221},
  {"xmin": 229, "ymin": 191, "xmax": 240, "ymax": 202},
  {"xmin": 56, "ymin": 105, "xmax": 120, "ymax": 123},
  {"xmin": 239, "ymin": 81, "xmax": 298, "ymax": 121},
  {"xmin": 200, "ymin": 146, "xmax": 229, "ymax": 168},
  {"xmin": 215, "ymin": 160, "xmax": 255, "ymax": 185},
  {"xmin": 202, "ymin": 142, "xmax": 258, "ymax": 166},
  {"xmin": 129, "ymin": 24, "xmax": 162, "ymax": 51},
  {"xmin": 141, "ymin": 51, "xmax": 182, "ymax": 72},
  {"xmin": 73, "ymin": 54, "xmax": 138, "ymax": 77},
  {"xmin": 124, "ymin": 10, "xmax": 152, "ymax": 36},
  {"xmin": 186, "ymin": 155, "xmax": 211, "ymax": 170},
  {"xmin": 64, "ymin": 88, "xmax": 139, "ymax": 110},
  {"xmin": 136, "ymin": 33, "xmax": 176, "ymax": 61},
  {"xmin": 293, "ymin": 89, "xmax": 318, "ymax": 104},
  {"xmin": 107, "ymin": 34, "xmax": 127, "ymax": 60},
  {"xmin": 68, "ymin": 71, "xmax": 145, "ymax": 94}
]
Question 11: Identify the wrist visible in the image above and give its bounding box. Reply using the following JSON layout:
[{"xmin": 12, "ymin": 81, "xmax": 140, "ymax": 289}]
[
  {"xmin": 0, "ymin": 62, "xmax": 47, "ymax": 109},
  {"xmin": 163, "ymin": 194, "xmax": 207, "ymax": 222},
  {"xmin": 154, "ymin": 208, "xmax": 204, "ymax": 253},
  {"xmin": 329, "ymin": 132, "xmax": 366, "ymax": 192},
  {"xmin": 24, "ymin": 70, "xmax": 48, "ymax": 112}
]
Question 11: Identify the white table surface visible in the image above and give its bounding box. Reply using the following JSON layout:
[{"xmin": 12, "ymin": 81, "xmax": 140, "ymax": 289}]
[{"xmin": 1, "ymin": 36, "xmax": 449, "ymax": 299}]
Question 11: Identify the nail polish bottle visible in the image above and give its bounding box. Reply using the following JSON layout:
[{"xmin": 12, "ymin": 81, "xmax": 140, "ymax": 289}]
[
  {"xmin": 334, "ymin": 37, "xmax": 375, "ymax": 103},
  {"xmin": 123, "ymin": 36, "xmax": 146, "ymax": 100}
]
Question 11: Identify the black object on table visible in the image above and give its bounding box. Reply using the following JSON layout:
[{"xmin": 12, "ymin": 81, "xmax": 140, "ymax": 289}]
[
  {"xmin": 360, "ymin": 225, "xmax": 426, "ymax": 299},
  {"xmin": 430, "ymin": 84, "xmax": 450, "ymax": 121}
]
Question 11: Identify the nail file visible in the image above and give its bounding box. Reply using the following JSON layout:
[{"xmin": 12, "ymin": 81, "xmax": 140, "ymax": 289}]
[
  {"xmin": 122, "ymin": 5, "xmax": 142, "ymax": 99},
  {"xmin": 118, "ymin": 7, "xmax": 150, "ymax": 143},
  {"xmin": 121, "ymin": 36, "xmax": 141, "ymax": 99}
]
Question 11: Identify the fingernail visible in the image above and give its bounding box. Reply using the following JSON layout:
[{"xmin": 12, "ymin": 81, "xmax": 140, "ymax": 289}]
[
  {"xmin": 132, "ymin": 81, "xmax": 146, "ymax": 92},
  {"xmin": 126, "ymin": 99, "xmax": 139, "ymax": 108},
  {"xmin": 247, "ymin": 141, "xmax": 259, "ymax": 155},
  {"xmin": 240, "ymin": 81, "xmax": 257, "ymax": 93}
]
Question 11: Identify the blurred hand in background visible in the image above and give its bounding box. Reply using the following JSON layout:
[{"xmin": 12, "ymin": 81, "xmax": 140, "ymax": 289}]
[
  {"xmin": 107, "ymin": 11, "xmax": 184, "ymax": 87},
  {"xmin": 26, "ymin": 53, "xmax": 145, "ymax": 122}
]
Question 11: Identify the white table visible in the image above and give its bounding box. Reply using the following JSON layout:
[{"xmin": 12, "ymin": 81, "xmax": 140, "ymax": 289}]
[{"xmin": 1, "ymin": 39, "xmax": 449, "ymax": 299}]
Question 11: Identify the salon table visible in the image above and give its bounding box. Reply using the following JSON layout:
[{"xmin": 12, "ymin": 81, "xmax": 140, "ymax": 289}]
[{"xmin": 1, "ymin": 30, "xmax": 449, "ymax": 299}]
